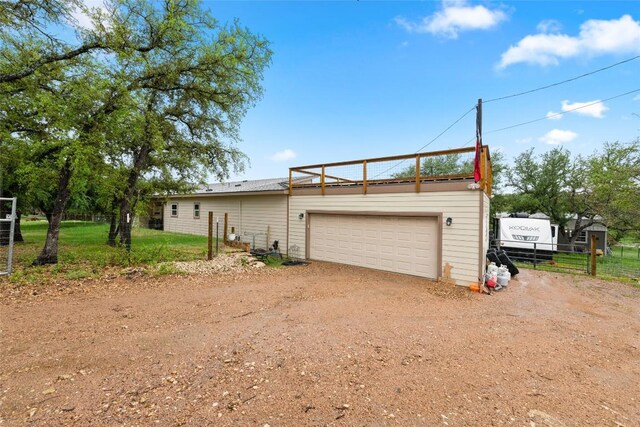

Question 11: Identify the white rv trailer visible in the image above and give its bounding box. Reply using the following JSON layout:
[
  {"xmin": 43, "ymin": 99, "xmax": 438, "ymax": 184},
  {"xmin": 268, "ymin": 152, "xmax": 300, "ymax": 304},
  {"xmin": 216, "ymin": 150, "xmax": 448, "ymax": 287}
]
[{"xmin": 496, "ymin": 217, "xmax": 558, "ymax": 253}]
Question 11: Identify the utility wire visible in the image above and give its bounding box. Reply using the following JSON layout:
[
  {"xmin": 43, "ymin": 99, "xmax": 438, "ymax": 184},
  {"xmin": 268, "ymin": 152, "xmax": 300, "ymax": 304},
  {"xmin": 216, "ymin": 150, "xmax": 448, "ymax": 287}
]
[
  {"xmin": 464, "ymin": 88, "xmax": 640, "ymax": 146},
  {"xmin": 484, "ymin": 55, "xmax": 640, "ymax": 104},
  {"xmin": 414, "ymin": 106, "xmax": 476, "ymax": 153},
  {"xmin": 371, "ymin": 105, "xmax": 476, "ymax": 179}
]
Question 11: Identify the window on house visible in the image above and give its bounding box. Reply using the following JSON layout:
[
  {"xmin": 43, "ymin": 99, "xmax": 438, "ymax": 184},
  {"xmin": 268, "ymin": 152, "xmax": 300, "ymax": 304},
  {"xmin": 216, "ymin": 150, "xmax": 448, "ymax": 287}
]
[
  {"xmin": 171, "ymin": 203, "xmax": 178, "ymax": 217},
  {"xmin": 575, "ymin": 231, "xmax": 587, "ymax": 243},
  {"xmin": 194, "ymin": 203, "xmax": 200, "ymax": 219}
]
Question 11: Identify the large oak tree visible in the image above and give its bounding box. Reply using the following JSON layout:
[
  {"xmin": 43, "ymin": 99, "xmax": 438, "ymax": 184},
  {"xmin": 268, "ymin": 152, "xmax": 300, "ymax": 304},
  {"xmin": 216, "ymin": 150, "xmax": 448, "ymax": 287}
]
[{"xmin": 0, "ymin": 0, "xmax": 271, "ymax": 264}]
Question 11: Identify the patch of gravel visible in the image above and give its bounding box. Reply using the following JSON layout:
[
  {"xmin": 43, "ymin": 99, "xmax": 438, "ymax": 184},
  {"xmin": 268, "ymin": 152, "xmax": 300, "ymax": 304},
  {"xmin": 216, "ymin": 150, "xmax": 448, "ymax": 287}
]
[{"xmin": 171, "ymin": 252, "xmax": 266, "ymax": 274}]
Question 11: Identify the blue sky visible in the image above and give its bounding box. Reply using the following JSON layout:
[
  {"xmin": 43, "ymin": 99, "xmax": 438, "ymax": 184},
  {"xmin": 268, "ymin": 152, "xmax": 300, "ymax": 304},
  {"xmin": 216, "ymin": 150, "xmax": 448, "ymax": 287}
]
[{"xmin": 199, "ymin": 0, "xmax": 640, "ymax": 182}]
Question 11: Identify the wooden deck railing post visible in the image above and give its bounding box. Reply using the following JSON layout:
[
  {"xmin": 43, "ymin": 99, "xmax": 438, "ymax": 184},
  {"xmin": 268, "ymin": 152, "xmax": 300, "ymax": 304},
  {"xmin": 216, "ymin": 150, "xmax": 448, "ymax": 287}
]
[
  {"xmin": 415, "ymin": 155, "xmax": 421, "ymax": 193},
  {"xmin": 321, "ymin": 166, "xmax": 325, "ymax": 195},
  {"xmin": 288, "ymin": 169, "xmax": 292, "ymax": 193},
  {"xmin": 363, "ymin": 160, "xmax": 367, "ymax": 194}
]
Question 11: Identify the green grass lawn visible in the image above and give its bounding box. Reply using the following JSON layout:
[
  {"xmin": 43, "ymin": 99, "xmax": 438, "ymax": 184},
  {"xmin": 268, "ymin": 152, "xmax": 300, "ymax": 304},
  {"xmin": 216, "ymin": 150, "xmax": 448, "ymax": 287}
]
[
  {"xmin": 609, "ymin": 244, "xmax": 640, "ymax": 260},
  {"xmin": 2, "ymin": 221, "xmax": 213, "ymax": 283}
]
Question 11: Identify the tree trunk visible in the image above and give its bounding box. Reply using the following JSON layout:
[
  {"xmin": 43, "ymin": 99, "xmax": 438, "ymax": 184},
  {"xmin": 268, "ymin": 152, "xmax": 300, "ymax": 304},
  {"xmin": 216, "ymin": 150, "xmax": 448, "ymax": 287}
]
[
  {"xmin": 107, "ymin": 216, "xmax": 120, "ymax": 246},
  {"xmin": 119, "ymin": 96, "xmax": 155, "ymax": 250},
  {"xmin": 119, "ymin": 198, "xmax": 133, "ymax": 250},
  {"xmin": 568, "ymin": 235, "xmax": 578, "ymax": 253},
  {"xmin": 33, "ymin": 159, "xmax": 72, "ymax": 265},
  {"xmin": 14, "ymin": 211, "xmax": 24, "ymax": 242},
  {"xmin": 119, "ymin": 144, "xmax": 151, "ymax": 250},
  {"xmin": 107, "ymin": 197, "xmax": 120, "ymax": 246}
]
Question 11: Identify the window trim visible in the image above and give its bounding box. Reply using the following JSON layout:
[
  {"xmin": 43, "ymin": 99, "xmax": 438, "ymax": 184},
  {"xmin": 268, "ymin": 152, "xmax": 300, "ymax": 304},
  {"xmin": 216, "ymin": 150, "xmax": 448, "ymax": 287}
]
[
  {"xmin": 193, "ymin": 202, "xmax": 201, "ymax": 219},
  {"xmin": 575, "ymin": 230, "xmax": 587, "ymax": 243},
  {"xmin": 170, "ymin": 203, "xmax": 178, "ymax": 217}
]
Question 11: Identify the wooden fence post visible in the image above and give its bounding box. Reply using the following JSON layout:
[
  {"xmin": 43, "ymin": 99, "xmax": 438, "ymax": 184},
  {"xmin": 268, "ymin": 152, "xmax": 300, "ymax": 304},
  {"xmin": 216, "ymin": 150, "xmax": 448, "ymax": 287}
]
[
  {"xmin": 224, "ymin": 212, "xmax": 228, "ymax": 244},
  {"xmin": 590, "ymin": 234, "xmax": 597, "ymax": 276},
  {"xmin": 208, "ymin": 212, "xmax": 213, "ymax": 260}
]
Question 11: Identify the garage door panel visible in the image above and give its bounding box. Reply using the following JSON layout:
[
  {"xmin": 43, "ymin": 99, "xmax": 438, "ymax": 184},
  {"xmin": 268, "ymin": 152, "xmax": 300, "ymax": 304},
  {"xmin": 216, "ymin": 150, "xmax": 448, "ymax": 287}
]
[
  {"xmin": 380, "ymin": 231, "xmax": 394, "ymax": 240},
  {"xmin": 380, "ymin": 245, "xmax": 393, "ymax": 255},
  {"xmin": 415, "ymin": 232, "xmax": 433, "ymax": 243},
  {"xmin": 396, "ymin": 231, "xmax": 412, "ymax": 242},
  {"xmin": 309, "ymin": 213, "xmax": 438, "ymax": 279}
]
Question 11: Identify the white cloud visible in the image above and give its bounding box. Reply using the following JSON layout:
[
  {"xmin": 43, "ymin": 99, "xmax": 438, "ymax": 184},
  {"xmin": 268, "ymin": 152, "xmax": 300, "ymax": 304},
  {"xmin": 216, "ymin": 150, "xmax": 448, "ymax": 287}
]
[
  {"xmin": 270, "ymin": 149, "xmax": 296, "ymax": 162},
  {"xmin": 536, "ymin": 19, "xmax": 562, "ymax": 33},
  {"xmin": 561, "ymin": 99, "xmax": 608, "ymax": 118},
  {"xmin": 395, "ymin": 0, "xmax": 507, "ymax": 39},
  {"xmin": 70, "ymin": 0, "xmax": 108, "ymax": 30},
  {"xmin": 539, "ymin": 129, "xmax": 578, "ymax": 145},
  {"xmin": 546, "ymin": 111, "xmax": 562, "ymax": 120},
  {"xmin": 499, "ymin": 15, "xmax": 640, "ymax": 68},
  {"xmin": 515, "ymin": 137, "xmax": 533, "ymax": 144}
]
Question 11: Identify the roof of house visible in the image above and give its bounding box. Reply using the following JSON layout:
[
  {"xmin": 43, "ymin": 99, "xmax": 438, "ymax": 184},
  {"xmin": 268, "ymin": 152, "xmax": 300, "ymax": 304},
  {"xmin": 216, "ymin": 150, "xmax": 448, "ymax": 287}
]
[{"xmin": 193, "ymin": 177, "xmax": 290, "ymax": 195}]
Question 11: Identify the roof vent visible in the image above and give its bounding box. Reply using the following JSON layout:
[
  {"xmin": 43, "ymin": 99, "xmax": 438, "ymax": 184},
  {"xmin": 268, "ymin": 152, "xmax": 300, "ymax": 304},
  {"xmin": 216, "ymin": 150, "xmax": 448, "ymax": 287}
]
[
  {"xmin": 206, "ymin": 188, "xmax": 213, "ymax": 192},
  {"xmin": 235, "ymin": 183, "xmax": 242, "ymax": 187}
]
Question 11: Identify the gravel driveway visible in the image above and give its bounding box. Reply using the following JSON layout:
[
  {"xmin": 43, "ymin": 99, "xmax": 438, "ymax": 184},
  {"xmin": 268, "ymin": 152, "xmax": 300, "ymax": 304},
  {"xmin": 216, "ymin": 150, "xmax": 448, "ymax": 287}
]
[{"xmin": 1, "ymin": 260, "xmax": 639, "ymax": 426}]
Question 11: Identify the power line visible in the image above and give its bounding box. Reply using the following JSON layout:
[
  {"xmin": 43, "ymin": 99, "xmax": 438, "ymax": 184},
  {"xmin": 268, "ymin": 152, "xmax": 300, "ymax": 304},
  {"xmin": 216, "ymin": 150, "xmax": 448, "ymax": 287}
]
[
  {"xmin": 464, "ymin": 88, "xmax": 640, "ymax": 146},
  {"xmin": 371, "ymin": 105, "xmax": 476, "ymax": 179},
  {"xmin": 414, "ymin": 106, "xmax": 475, "ymax": 153},
  {"xmin": 489, "ymin": 88, "xmax": 640, "ymax": 134},
  {"xmin": 484, "ymin": 55, "xmax": 640, "ymax": 104}
]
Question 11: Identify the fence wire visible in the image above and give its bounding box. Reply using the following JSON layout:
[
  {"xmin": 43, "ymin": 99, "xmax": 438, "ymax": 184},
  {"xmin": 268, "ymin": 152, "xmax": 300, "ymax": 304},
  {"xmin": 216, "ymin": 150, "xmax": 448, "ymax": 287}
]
[
  {"xmin": 0, "ymin": 197, "xmax": 17, "ymax": 276},
  {"xmin": 493, "ymin": 240, "xmax": 640, "ymax": 282}
]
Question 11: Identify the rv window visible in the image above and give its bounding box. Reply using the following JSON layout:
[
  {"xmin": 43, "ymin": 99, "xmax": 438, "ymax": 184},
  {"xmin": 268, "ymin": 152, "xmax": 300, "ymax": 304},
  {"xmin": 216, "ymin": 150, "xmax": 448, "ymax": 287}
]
[{"xmin": 551, "ymin": 227, "xmax": 556, "ymax": 238}]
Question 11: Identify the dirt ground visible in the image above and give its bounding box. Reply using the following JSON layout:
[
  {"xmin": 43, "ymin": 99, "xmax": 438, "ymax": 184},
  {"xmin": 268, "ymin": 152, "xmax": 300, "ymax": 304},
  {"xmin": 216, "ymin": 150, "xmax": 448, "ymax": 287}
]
[{"xmin": 1, "ymin": 261, "xmax": 639, "ymax": 426}]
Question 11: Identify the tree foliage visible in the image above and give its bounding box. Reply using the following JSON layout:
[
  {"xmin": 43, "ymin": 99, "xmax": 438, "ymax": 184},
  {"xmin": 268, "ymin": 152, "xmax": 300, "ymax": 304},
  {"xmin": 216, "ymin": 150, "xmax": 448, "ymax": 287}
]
[
  {"xmin": 506, "ymin": 142, "xmax": 640, "ymax": 246},
  {"xmin": 391, "ymin": 149, "xmax": 506, "ymax": 191},
  {"xmin": 1, "ymin": 0, "xmax": 272, "ymax": 263}
]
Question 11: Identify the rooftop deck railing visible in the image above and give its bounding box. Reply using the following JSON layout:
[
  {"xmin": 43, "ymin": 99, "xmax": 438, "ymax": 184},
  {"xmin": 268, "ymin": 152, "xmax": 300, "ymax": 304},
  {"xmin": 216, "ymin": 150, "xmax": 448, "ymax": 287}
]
[{"xmin": 289, "ymin": 146, "xmax": 493, "ymax": 196}]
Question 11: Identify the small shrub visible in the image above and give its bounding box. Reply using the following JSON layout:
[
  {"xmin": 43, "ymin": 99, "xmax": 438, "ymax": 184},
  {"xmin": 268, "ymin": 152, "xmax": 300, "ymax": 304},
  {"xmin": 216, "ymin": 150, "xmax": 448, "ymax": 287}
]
[
  {"xmin": 64, "ymin": 269, "xmax": 93, "ymax": 280},
  {"xmin": 155, "ymin": 263, "xmax": 182, "ymax": 276}
]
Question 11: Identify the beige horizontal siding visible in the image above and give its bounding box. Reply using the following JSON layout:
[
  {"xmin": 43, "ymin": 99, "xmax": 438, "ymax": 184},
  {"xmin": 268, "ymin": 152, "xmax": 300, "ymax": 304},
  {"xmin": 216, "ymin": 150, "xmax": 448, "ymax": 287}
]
[
  {"xmin": 288, "ymin": 191, "xmax": 482, "ymax": 286},
  {"xmin": 238, "ymin": 195, "xmax": 287, "ymax": 250},
  {"xmin": 163, "ymin": 195, "xmax": 287, "ymax": 250},
  {"xmin": 481, "ymin": 193, "xmax": 491, "ymax": 277}
]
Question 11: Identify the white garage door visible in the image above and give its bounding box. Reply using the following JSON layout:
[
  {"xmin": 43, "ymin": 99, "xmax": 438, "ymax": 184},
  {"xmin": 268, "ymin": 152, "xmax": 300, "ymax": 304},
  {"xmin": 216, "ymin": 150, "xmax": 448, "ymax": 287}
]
[{"xmin": 309, "ymin": 213, "xmax": 439, "ymax": 278}]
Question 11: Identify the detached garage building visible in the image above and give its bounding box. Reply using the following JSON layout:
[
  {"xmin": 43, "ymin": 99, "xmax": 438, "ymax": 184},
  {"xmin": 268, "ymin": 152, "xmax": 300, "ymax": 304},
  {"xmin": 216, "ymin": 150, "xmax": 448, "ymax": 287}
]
[
  {"xmin": 287, "ymin": 146, "xmax": 493, "ymax": 286},
  {"xmin": 151, "ymin": 146, "xmax": 493, "ymax": 287}
]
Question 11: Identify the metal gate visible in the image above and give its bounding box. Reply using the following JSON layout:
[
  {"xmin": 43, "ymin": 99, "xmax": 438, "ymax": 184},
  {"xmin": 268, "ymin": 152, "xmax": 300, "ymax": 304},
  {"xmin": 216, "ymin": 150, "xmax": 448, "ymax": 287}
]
[{"xmin": 0, "ymin": 197, "xmax": 17, "ymax": 276}]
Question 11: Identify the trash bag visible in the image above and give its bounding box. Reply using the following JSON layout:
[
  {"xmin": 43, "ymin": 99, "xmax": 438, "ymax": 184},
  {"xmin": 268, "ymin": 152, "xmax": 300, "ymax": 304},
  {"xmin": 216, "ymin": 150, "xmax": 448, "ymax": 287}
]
[
  {"xmin": 497, "ymin": 250, "xmax": 519, "ymax": 277},
  {"xmin": 486, "ymin": 249, "xmax": 502, "ymax": 267}
]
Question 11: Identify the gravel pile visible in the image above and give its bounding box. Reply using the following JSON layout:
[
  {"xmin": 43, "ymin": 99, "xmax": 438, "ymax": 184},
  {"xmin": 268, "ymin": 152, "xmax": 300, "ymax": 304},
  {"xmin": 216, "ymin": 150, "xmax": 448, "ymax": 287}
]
[{"xmin": 172, "ymin": 252, "xmax": 265, "ymax": 275}]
